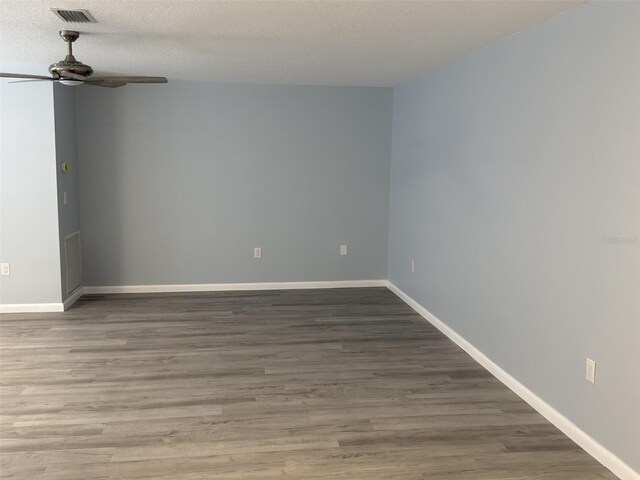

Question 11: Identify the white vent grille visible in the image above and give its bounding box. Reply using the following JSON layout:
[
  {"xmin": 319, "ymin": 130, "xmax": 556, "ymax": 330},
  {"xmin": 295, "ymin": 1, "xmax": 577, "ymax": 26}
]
[
  {"xmin": 65, "ymin": 231, "xmax": 82, "ymax": 295},
  {"xmin": 51, "ymin": 8, "xmax": 96, "ymax": 23}
]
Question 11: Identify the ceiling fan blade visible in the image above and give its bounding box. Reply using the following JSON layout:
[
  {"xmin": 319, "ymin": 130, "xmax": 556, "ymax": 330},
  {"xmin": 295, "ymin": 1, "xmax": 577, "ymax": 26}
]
[
  {"xmin": 9, "ymin": 79, "xmax": 57, "ymax": 84},
  {"xmin": 1, "ymin": 72, "xmax": 56, "ymax": 80},
  {"xmin": 88, "ymin": 76, "xmax": 168, "ymax": 84}
]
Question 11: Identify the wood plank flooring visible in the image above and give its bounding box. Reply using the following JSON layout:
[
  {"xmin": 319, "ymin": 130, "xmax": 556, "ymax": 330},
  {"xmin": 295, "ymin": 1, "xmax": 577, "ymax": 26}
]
[{"xmin": 0, "ymin": 287, "xmax": 616, "ymax": 479}]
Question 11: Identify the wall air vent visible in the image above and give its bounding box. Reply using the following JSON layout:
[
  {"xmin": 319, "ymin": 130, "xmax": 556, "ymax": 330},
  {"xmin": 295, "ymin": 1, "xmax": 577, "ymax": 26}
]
[{"xmin": 50, "ymin": 8, "xmax": 96, "ymax": 23}]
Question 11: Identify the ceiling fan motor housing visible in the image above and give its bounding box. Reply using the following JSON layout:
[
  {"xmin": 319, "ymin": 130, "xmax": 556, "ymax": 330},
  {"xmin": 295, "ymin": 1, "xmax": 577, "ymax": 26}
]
[
  {"xmin": 48, "ymin": 30, "xmax": 93, "ymax": 79},
  {"xmin": 48, "ymin": 57, "xmax": 93, "ymax": 78}
]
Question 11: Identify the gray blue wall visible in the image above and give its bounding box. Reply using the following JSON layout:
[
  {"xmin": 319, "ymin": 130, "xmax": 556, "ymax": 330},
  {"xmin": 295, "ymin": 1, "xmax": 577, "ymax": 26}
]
[
  {"xmin": 3, "ymin": 1, "xmax": 636, "ymax": 472},
  {"xmin": 76, "ymin": 83, "xmax": 393, "ymax": 286},
  {"xmin": 0, "ymin": 81, "xmax": 62, "ymax": 305},
  {"xmin": 54, "ymin": 84, "xmax": 81, "ymax": 300},
  {"xmin": 388, "ymin": 1, "xmax": 639, "ymax": 472}
]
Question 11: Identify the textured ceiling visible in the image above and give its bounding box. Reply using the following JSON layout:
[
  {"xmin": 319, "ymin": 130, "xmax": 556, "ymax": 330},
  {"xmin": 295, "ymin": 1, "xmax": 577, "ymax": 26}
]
[{"xmin": 0, "ymin": 0, "xmax": 582, "ymax": 86}]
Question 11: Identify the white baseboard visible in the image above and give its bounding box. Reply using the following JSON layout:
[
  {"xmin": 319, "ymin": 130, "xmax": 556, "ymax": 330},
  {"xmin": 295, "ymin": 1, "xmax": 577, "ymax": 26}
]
[
  {"xmin": 63, "ymin": 287, "xmax": 85, "ymax": 310},
  {"xmin": 387, "ymin": 282, "xmax": 639, "ymax": 480},
  {"xmin": 0, "ymin": 287, "xmax": 85, "ymax": 314},
  {"xmin": 83, "ymin": 279, "xmax": 388, "ymax": 295},
  {"xmin": 0, "ymin": 303, "xmax": 64, "ymax": 313}
]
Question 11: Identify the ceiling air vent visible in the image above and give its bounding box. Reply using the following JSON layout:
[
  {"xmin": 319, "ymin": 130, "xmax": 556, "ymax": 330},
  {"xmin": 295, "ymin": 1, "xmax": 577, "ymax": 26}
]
[{"xmin": 50, "ymin": 8, "xmax": 96, "ymax": 23}]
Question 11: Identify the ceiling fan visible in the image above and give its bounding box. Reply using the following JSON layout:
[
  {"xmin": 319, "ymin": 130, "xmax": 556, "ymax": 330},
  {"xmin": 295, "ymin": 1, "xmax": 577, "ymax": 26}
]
[{"xmin": 0, "ymin": 30, "xmax": 168, "ymax": 88}]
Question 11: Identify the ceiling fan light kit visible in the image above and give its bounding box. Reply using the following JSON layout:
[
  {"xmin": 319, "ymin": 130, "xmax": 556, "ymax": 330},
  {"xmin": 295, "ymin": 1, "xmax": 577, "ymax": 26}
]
[
  {"xmin": 58, "ymin": 79, "xmax": 84, "ymax": 86},
  {"xmin": 1, "ymin": 30, "xmax": 167, "ymax": 88}
]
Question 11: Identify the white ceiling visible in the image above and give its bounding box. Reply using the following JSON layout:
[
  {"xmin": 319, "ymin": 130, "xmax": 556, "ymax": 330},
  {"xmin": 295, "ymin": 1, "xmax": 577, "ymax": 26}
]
[{"xmin": 0, "ymin": 0, "xmax": 582, "ymax": 87}]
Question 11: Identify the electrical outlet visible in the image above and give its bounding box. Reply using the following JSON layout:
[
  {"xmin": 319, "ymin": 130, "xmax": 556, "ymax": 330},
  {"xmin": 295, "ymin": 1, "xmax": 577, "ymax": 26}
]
[
  {"xmin": 411, "ymin": 260, "xmax": 415, "ymax": 273},
  {"xmin": 254, "ymin": 247, "xmax": 262, "ymax": 259},
  {"xmin": 1, "ymin": 263, "xmax": 10, "ymax": 276},
  {"xmin": 340, "ymin": 244, "xmax": 348, "ymax": 256},
  {"xmin": 586, "ymin": 358, "xmax": 596, "ymax": 384}
]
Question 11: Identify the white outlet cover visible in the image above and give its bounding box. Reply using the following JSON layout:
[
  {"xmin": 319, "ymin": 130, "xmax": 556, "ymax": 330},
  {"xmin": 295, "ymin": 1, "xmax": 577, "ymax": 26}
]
[
  {"xmin": 254, "ymin": 247, "xmax": 262, "ymax": 259},
  {"xmin": 0, "ymin": 263, "xmax": 10, "ymax": 276},
  {"xmin": 340, "ymin": 245, "xmax": 348, "ymax": 256},
  {"xmin": 586, "ymin": 357, "xmax": 596, "ymax": 384}
]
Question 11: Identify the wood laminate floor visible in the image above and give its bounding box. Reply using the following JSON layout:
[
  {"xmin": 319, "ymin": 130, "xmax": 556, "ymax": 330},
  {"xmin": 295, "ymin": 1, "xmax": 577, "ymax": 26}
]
[{"xmin": 0, "ymin": 287, "xmax": 616, "ymax": 479}]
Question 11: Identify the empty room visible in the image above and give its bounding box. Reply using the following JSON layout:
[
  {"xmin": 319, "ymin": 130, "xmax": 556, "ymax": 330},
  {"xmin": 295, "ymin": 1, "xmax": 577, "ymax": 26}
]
[{"xmin": 0, "ymin": 0, "xmax": 638, "ymax": 479}]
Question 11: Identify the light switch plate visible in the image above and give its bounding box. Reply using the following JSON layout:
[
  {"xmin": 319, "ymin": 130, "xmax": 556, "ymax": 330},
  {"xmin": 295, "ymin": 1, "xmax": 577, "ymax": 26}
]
[
  {"xmin": 1, "ymin": 263, "xmax": 10, "ymax": 276},
  {"xmin": 586, "ymin": 358, "xmax": 596, "ymax": 384},
  {"xmin": 340, "ymin": 245, "xmax": 348, "ymax": 256}
]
